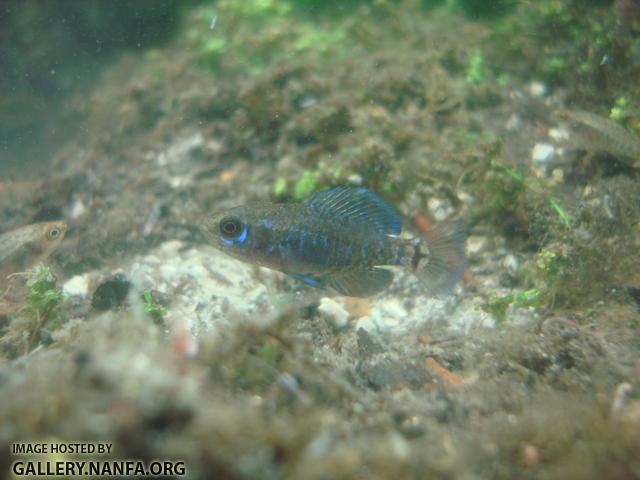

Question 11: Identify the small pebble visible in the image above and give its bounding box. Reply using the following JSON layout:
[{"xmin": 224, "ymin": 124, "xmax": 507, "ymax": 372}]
[
  {"xmin": 63, "ymin": 274, "xmax": 90, "ymax": 297},
  {"xmin": 318, "ymin": 297, "xmax": 349, "ymax": 328},
  {"xmin": 68, "ymin": 197, "xmax": 87, "ymax": 219},
  {"xmin": 523, "ymin": 444, "xmax": 539, "ymax": 467},
  {"xmin": 347, "ymin": 173, "xmax": 363, "ymax": 185},
  {"xmin": 466, "ymin": 235, "xmax": 488, "ymax": 256},
  {"xmin": 427, "ymin": 197, "xmax": 453, "ymax": 222},
  {"xmin": 548, "ymin": 127, "xmax": 569, "ymax": 142},
  {"xmin": 531, "ymin": 143, "xmax": 555, "ymax": 165},
  {"xmin": 527, "ymin": 81, "xmax": 547, "ymax": 97},
  {"xmin": 505, "ymin": 113, "xmax": 522, "ymax": 132},
  {"xmin": 502, "ymin": 254, "xmax": 519, "ymax": 274}
]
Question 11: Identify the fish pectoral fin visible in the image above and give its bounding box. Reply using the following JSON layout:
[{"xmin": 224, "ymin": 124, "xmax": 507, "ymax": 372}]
[{"xmin": 326, "ymin": 268, "xmax": 393, "ymax": 298}]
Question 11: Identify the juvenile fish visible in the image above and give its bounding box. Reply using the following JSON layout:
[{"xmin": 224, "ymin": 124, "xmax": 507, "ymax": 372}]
[
  {"xmin": 202, "ymin": 187, "xmax": 464, "ymax": 297},
  {"xmin": 0, "ymin": 221, "xmax": 67, "ymax": 290},
  {"xmin": 556, "ymin": 108, "xmax": 640, "ymax": 167}
]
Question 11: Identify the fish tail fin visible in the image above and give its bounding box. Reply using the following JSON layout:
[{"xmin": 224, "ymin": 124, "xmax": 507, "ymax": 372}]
[{"xmin": 413, "ymin": 215, "xmax": 466, "ymax": 296}]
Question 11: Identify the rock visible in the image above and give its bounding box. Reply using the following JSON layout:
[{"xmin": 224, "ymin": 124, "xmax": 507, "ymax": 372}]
[
  {"xmin": 466, "ymin": 235, "xmax": 489, "ymax": 256},
  {"xmin": 91, "ymin": 274, "xmax": 131, "ymax": 311},
  {"xmin": 63, "ymin": 274, "xmax": 90, "ymax": 297},
  {"xmin": 531, "ymin": 142, "xmax": 555, "ymax": 165},
  {"xmin": 318, "ymin": 297, "xmax": 349, "ymax": 329}
]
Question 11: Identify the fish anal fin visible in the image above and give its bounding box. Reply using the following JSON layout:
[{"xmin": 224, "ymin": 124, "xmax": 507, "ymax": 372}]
[{"xmin": 326, "ymin": 268, "xmax": 393, "ymax": 298}]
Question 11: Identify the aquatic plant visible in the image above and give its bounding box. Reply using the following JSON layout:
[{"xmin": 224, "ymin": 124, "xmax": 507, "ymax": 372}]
[
  {"xmin": 610, "ymin": 96, "xmax": 631, "ymax": 122},
  {"xmin": 142, "ymin": 290, "xmax": 168, "ymax": 325},
  {"xmin": 465, "ymin": 52, "xmax": 487, "ymax": 84},
  {"xmin": 481, "ymin": 288, "xmax": 543, "ymax": 324},
  {"xmin": 232, "ymin": 340, "xmax": 281, "ymax": 391},
  {"xmin": 536, "ymin": 249, "xmax": 568, "ymax": 278},
  {"xmin": 495, "ymin": 162, "xmax": 572, "ymax": 227},
  {"xmin": 293, "ymin": 170, "xmax": 319, "ymax": 200},
  {"xmin": 24, "ymin": 264, "xmax": 66, "ymax": 350},
  {"xmin": 187, "ymin": 0, "xmax": 352, "ymax": 76},
  {"xmin": 272, "ymin": 177, "xmax": 288, "ymax": 199}
]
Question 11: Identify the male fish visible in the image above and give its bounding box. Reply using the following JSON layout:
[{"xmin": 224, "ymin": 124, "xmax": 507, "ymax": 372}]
[
  {"xmin": 202, "ymin": 187, "xmax": 464, "ymax": 297},
  {"xmin": 0, "ymin": 221, "xmax": 67, "ymax": 291}
]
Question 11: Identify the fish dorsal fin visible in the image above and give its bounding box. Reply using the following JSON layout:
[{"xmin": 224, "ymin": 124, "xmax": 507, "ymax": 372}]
[{"xmin": 307, "ymin": 187, "xmax": 402, "ymax": 235}]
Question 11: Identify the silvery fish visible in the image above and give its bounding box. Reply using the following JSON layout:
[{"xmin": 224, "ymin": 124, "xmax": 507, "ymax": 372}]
[
  {"xmin": 202, "ymin": 187, "xmax": 465, "ymax": 298},
  {"xmin": 0, "ymin": 221, "xmax": 67, "ymax": 289}
]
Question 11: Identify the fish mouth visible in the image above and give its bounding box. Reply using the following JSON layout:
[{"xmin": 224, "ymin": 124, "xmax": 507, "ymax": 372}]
[{"xmin": 200, "ymin": 219, "xmax": 214, "ymax": 240}]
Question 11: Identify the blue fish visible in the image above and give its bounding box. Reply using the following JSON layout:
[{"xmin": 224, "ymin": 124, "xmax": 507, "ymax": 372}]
[{"xmin": 201, "ymin": 187, "xmax": 465, "ymax": 297}]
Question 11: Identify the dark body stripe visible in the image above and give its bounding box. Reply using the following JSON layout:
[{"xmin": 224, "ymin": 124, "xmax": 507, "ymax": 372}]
[
  {"xmin": 259, "ymin": 205, "xmax": 415, "ymax": 274},
  {"xmin": 285, "ymin": 227, "xmax": 411, "ymax": 271}
]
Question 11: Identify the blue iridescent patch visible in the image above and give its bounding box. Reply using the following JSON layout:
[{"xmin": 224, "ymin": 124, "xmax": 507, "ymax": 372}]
[{"xmin": 221, "ymin": 227, "xmax": 248, "ymax": 246}]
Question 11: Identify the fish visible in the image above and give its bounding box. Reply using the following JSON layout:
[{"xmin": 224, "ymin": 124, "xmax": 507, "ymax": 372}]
[
  {"xmin": 0, "ymin": 221, "xmax": 67, "ymax": 292},
  {"xmin": 555, "ymin": 108, "xmax": 640, "ymax": 167},
  {"xmin": 201, "ymin": 187, "xmax": 464, "ymax": 298}
]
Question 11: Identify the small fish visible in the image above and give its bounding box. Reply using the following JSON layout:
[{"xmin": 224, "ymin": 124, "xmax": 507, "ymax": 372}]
[
  {"xmin": 556, "ymin": 108, "xmax": 640, "ymax": 167},
  {"xmin": 0, "ymin": 221, "xmax": 67, "ymax": 290},
  {"xmin": 202, "ymin": 187, "xmax": 464, "ymax": 298}
]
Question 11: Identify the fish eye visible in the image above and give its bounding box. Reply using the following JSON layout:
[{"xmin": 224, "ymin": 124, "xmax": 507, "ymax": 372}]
[
  {"xmin": 47, "ymin": 228, "xmax": 61, "ymax": 239},
  {"xmin": 219, "ymin": 217, "xmax": 244, "ymax": 239}
]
